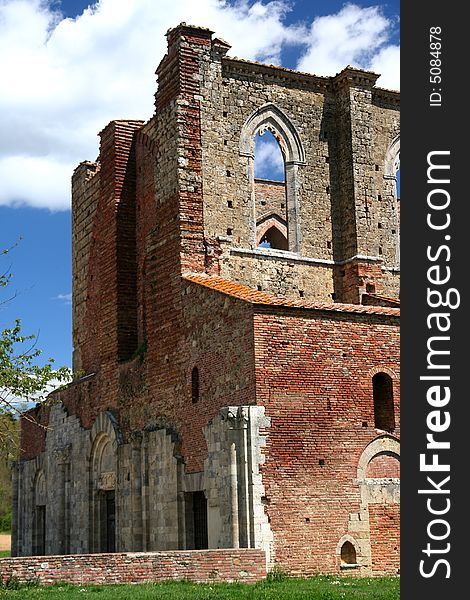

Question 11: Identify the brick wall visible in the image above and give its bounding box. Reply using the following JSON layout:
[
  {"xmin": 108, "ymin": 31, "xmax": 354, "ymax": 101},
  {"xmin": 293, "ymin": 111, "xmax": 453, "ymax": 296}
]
[
  {"xmin": 369, "ymin": 504, "xmax": 400, "ymax": 574},
  {"xmin": 366, "ymin": 454, "xmax": 400, "ymax": 478},
  {"xmin": 0, "ymin": 549, "xmax": 266, "ymax": 586},
  {"xmin": 253, "ymin": 307, "xmax": 399, "ymax": 574}
]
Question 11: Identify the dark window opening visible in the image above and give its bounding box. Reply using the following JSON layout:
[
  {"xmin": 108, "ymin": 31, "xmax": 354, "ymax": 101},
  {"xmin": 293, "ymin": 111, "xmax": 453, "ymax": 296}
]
[
  {"xmin": 191, "ymin": 367, "xmax": 199, "ymax": 404},
  {"xmin": 99, "ymin": 490, "xmax": 116, "ymax": 553},
  {"xmin": 185, "ymin": 491, "xmax": 208, "ymax": 550},
  {"xmin": 341, "ymin": 541, "xmax": 357, "ymax": 565},
  {"xmin": 33, "ymin": 505, "xmax": 46, "ymax": 556},
  {"xmin": 106, "ymin": 491, "xmax": 116, "ymax": 553},
  {"xmin": 259, "ymin": 226, "xmax": 288, "ymax": 251},
  {"xmin": 373, "ymin": 372, "xmax": 395, "ymax": 432},
  {"xmin": 193, "ymin": 491, "xmax": 208, "ymax": 549}
]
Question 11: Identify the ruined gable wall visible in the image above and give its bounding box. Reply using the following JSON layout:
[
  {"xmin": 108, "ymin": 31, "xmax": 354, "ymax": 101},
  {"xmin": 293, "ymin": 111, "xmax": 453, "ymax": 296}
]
[
  {"xmin": 253, "ymin": 308, "xmax": 400, "ymax": 574},
  {"xmin": 369, "ymin": 93, "xmax": 400, "ymax": 270},
  {"xmin": 332, "ymin": 78, "xmax": 400, "ymax": 303},
  {"xmin": 194, "ymin": 50, "xmax": 399, "ymax": 304},
  {"xmin": 199, "ymin": 54, "xmax": 336, "ymax": 301},
  {"xmin": 71, "ymin": 120, "xmax": 143, "ymax": 375}
]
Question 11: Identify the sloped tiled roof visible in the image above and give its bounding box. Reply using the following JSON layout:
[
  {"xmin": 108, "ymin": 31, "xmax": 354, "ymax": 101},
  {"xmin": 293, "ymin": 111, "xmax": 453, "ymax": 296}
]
[
  {"xmin": 183, "ymin": 274, "xmax": 400, "ymax": 317},
  {"xmin": 362, "ymin": 293, "xmax": 401, "ymax": 308}
]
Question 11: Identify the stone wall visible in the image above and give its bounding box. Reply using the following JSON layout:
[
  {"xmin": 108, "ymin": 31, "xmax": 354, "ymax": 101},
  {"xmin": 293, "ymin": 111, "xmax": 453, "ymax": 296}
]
[
  {"xmin": 191, "ymin": 39, "xmax": 400, "ymax": 303},
  {"xmin": 204, "ymin": 406, "xmax": 273, "ymax": 563},
  {"xmin": 0, "ymin": 549, "xmax": 266, "ymax": 586},
  {"xmin": 14, "ymin": 402, "xmax": 274, "ymax": 562}
]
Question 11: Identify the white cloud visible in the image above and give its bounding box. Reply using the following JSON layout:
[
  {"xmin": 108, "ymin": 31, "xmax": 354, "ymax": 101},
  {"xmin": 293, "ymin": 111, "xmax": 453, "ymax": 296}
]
[
  {"xmin": 0, "ymin": 1, "xmax": 399, "ymax": 211},
  {"xmin": 254, "ymin": 133, "xmax": 284, "ymax": 180},
  {"xmin": 296, "ymin": 3, "xmax": 399, "ymax": 90},
  {"xmin": 55, "ymin": 292, "xmax": 72, "ymax": 304},
  {"xmin": 369, "ymin": 44, "xmax": 400, "ymax": 90},
  {"xmin": 1, "ymin": 375, "xmax": 67, "ymax": 412},
  {"xmin": 0, "ymin": 155, "xmax": 73, "ymax": 209}
]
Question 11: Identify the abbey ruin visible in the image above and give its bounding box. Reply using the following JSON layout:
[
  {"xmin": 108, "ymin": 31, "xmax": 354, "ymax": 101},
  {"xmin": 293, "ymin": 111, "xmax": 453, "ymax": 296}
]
[{"xmin": 12, "ymin": 24, "xmax": 400, "ymax": 575}]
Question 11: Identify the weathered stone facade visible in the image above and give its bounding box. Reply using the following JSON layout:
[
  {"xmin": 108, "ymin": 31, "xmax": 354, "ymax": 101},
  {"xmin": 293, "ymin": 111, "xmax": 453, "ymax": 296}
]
[{"xmin": 12, "ymin": 24, "xmax": 400, "ymax": 576}]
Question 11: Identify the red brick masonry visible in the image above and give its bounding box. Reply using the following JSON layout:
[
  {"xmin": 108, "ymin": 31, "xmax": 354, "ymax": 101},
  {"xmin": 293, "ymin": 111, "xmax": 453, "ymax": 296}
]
[{"xmin": 0, "ymin": 549, "xmax": 266, "ymax": 586}]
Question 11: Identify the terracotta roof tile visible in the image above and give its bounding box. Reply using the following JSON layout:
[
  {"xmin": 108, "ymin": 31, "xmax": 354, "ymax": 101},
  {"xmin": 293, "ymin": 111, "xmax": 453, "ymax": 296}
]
[{"xmin": 183, "ymin": 274, "xmax": 400, "ymax": 317}]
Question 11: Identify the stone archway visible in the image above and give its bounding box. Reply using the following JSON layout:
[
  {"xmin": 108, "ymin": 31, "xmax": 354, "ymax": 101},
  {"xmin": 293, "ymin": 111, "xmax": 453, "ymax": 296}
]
[
  {"xmin": 384, "ymin": 135, "xmax": 400, "ymax": 267},
  {"xmin": 32, "ymin": 470, "xmax": 46, "ymax": 555},
  {"xmin": 356, "ymin": 436, "xmax": 400, "ymax": 574},
  {"xmin": 89, "ymin": 412, "xmax": 120, "ymax": 553},
  {"xmin": 240, "ymin": 103, "xmax": 305, "ymax": 253}
]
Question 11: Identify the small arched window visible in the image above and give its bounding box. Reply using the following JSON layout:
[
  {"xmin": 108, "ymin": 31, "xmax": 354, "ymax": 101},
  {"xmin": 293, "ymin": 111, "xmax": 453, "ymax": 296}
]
[
  {"xmin": 373, "ymin": 372, "xmax": 395, "ymax": 432},
  {"xmin": 191, "ymin": 367, "xmax": 200, "ymax": 404},
  {"xmin": 259, "ymin": 225, "xmax": 289, "ymax": 250},
  {"xmin": 341, "ymin": 541, "xmax": 357, "ymax": 565}
]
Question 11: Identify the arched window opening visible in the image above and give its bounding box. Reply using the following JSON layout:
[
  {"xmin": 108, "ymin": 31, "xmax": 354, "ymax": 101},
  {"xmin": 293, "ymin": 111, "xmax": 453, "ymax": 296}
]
[
  {"xmin": 240, "ymin": 103, "xmax": 305, "ymax": 253},
  {"xmin": 90, "ymin": 432, "xmax": 116, "ymax": 553},
  {"xmin": 254, "ymin": 129, "xmax": 288, "ymax": 250},
  {"xmin": 341, "ymin": 541, "xmax": 357, "ymax": 565},
  {"xmin": 33, "ymin": 471, "xmax": 46, "ymax": 555},
  {"xmin": 259, "ymin": 225, "xmax": 288, "ymax": 250},
  {"xmin": 254, "ymin": 130, "xmax": 285, "ymax": 182},
  {"xmin": 373, "ymin": 373, "xmax": 395, "ymax": 432},
  {"xmin": 384, "ymin": 136, "xmax": 400, "ymax": 268},
  {"xmin": 191, "ymin": 367, "xmax": 200, "ymax": 404}
]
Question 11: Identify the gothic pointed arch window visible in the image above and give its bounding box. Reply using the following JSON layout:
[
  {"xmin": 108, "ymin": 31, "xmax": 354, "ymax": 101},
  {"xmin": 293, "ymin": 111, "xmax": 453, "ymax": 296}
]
[
  {"xmin": 240, "ymin": 103, "xmax": 305, "ymax": 253},
  {"xmin": 33, "ymin": 470, "xmax": 47, "ymax": 555},
  {"xmin": 254, "ymin": 129, "xmax": 288, "ymax": 250},
  {"xmin": 384, "ymin": 135, "xmax": 400, "ymax": 266},
  {"xmin": 341, "ymin": 540, "xmax": 357, "ymax": 565},
  {"xmin": 89, "ymin": 412, "xmax": 120, "ymax": 554}
]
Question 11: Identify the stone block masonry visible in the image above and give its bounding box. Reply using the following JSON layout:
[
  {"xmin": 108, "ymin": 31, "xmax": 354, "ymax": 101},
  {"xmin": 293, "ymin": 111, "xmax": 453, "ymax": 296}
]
[{"xmin": 0, "ymin": 549, "xmax": 266, "ymax": 586}]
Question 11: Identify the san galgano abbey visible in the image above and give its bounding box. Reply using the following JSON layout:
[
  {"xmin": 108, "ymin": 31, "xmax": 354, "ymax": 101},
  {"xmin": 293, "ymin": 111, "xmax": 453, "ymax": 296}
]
[{"xmin": 12, "ymin": 24, "xmax": 400, "ymax": 576}]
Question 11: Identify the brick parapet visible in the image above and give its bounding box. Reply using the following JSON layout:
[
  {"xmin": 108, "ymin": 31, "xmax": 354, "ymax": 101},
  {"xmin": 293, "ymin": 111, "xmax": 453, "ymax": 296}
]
[{"xmin": 0, "ymin": 549, "xmax": 266, "ymax": 586}]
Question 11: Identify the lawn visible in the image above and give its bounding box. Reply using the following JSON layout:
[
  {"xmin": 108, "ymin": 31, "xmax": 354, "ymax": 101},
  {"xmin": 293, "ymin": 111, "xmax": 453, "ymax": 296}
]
[{"xmin": 0, "ymin": 576, "xmax": 399, "ymax": 599}]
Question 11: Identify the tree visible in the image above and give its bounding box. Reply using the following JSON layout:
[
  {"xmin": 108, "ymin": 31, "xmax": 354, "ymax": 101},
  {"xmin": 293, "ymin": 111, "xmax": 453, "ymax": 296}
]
[
  {"xmin": 0, "ymin": 246, "xmax": 71, "ymax": 448},
  {"xmin": 0, "ymin": 413, "xmax": 17, "ymax": 532}
]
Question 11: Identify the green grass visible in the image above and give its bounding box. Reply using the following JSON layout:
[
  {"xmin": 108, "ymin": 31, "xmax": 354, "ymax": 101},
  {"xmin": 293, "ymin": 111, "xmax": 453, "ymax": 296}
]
[
  {"xmin": 0, "ymin": 576, "xmax": 399, "ymax": 599},
  {"xmin": 0, "ymin": 551, "xmax": 10, "ymax": 558}
]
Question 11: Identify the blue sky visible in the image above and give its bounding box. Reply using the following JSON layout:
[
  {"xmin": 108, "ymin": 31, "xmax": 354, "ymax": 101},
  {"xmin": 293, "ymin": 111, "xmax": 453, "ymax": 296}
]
[{"xmin": 0, "ymin": 0, "xmax": 399, "ymax": 372}]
